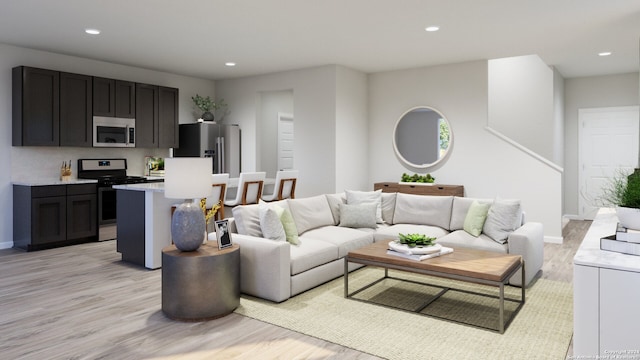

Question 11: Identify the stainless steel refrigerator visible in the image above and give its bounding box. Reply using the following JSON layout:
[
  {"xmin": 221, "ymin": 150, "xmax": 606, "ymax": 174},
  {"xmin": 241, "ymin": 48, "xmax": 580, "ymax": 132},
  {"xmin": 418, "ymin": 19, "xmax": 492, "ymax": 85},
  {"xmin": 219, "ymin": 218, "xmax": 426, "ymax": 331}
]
[{"xmin": 173, "ymin": 123, "xmax": 241, "ymax": 177}]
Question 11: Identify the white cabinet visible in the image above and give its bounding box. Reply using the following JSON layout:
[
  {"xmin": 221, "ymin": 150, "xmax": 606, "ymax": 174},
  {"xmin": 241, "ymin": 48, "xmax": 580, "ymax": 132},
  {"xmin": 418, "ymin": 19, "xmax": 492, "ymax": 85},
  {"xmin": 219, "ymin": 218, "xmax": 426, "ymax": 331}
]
[{"xmin": 573, "ymin": 208, "xmax": 640, "ymax": 357}]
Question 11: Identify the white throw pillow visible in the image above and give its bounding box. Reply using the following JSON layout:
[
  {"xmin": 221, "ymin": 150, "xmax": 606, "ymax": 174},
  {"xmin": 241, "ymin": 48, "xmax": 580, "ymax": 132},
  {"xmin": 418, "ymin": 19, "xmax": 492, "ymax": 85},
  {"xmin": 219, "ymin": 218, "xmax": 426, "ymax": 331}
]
[
  {"xmin": 258, "ymin": 201, "xmax": 286, "ymax": 241},
  {"xmin": 325, "ymin": 193, "xmax": 346, "ymax": 225},
  {"xmin": 338, "ymin": 203, "xmax": 378, "ymax": 229},
  {"xmin": 483, "ymin": 198, "xmax": 522, "ymax": 244},
  {"xmin": 346, "ymin": 189, "xmax": 383, "ymax": 223}
]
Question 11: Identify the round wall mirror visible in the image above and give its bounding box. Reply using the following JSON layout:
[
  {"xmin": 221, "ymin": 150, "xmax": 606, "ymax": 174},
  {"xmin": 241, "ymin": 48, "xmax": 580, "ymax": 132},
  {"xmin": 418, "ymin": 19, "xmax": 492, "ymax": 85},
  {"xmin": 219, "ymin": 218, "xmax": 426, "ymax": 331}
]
[{"xmin": 392, "ymin": 106, "xmax": 453, "ymax": 171}]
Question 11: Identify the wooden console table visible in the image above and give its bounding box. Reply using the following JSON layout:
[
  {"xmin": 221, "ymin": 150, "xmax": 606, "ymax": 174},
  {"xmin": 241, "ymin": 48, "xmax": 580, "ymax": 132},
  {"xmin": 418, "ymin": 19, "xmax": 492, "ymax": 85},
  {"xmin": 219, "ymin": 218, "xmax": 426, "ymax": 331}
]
[{"xmin": 374, "ymin": 182, "xmax": 464, "ymax": 197}]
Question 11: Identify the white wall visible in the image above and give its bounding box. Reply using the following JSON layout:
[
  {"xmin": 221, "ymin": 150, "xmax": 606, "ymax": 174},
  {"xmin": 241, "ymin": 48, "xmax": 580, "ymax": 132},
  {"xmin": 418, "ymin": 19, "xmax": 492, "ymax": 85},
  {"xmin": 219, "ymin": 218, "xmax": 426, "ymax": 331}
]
[
  {"xmin": 257, "ymin": 90, "xmax": 293, "ymax": 178},
  {"xmin": 488, "ymin": 55, "xmax": 557, "ymax": 165},
  {"xmin": 0, "ymin": 43, "xmax": 216, "ymax": 248},
  {"xmin": 369, "ymin": 60, "xmax": 563, "ymax": 242},
  {"xmin": 335, "ymin": 66, "xmax": 368, "ymax": 191},
  {"xmin": 215, "ymin": 65, "xmax": 342, "ymax": 197},
  {"xmin": 563, "ymin": 72, "xmax": 640, "ymax": 217}
]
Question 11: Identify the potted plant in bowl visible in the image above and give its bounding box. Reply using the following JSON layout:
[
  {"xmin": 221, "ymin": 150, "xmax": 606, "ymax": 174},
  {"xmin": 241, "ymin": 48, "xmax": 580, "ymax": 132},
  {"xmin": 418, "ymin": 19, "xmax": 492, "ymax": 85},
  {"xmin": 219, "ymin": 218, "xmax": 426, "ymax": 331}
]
[
  {"xmin": 192, "ymin": 94, "xmax": 227, "ymax": 122},
  {"xmin": 599, "ymin": 169, "xmax": 640, "ymax": 230}
]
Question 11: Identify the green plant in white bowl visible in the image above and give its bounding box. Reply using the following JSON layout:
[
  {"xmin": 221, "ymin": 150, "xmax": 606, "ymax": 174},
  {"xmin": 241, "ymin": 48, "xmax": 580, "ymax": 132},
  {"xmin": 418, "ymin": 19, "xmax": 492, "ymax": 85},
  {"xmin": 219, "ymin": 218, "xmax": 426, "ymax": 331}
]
[{"xmin": 397, "ymin": 233, "xmax": 436, "ymax": 248}]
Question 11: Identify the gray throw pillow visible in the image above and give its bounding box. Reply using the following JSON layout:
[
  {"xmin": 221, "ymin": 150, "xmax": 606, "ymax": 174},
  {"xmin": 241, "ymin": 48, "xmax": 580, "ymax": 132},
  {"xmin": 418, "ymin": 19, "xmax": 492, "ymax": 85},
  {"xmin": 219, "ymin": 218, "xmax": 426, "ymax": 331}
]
[
  {"xmin": 483, "ymin": 199, "xmax": 522, "ymax": 244},
  {"xmin": 338, "ymin": 203, "xmax": 378, "ymax": 229}
]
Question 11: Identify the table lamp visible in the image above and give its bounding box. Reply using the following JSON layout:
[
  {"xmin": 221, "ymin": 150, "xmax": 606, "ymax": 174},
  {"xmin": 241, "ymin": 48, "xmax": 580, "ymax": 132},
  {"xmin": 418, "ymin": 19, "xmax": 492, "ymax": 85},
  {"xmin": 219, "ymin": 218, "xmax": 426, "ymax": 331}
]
[{"xmin": 164, "ymin": 157, "xmax": 212, "ymax": 251}]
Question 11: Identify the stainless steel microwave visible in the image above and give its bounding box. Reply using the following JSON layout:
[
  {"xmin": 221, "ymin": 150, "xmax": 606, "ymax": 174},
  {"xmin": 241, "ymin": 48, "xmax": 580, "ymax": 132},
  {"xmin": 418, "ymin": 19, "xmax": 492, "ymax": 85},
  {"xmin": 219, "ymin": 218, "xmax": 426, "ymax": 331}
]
[{"xmin": 93, "ymin": 117, "xmax": 135, "ymax": 147}]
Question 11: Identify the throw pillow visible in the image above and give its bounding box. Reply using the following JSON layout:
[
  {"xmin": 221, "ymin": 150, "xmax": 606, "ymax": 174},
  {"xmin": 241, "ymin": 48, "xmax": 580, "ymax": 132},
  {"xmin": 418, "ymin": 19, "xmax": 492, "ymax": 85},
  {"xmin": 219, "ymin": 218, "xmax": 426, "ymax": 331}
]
[
  {"xmin": 280, "ymin": 208, "xmax": 300, "ymax": 245},
  {"xmin": 463, "ymin": 200, "xmax": 491, "ymax": 237},
  {"xmin": 338, "ymin": 203, "xmax": 378, "ymax": 229},
  {"xmin": 231, "ymin": 203, "xmax": 262, "ymax": 237},
  {"xmin": 483, "ymin": 198, "xmax": 522, "ymax": 244},
  {"xmin": 345, "ymin": 189, "xmax": 383, "ymax": 223},
  {"xmin": 258, "ymin": 201, "xmax": 286, "ymax": 242}
]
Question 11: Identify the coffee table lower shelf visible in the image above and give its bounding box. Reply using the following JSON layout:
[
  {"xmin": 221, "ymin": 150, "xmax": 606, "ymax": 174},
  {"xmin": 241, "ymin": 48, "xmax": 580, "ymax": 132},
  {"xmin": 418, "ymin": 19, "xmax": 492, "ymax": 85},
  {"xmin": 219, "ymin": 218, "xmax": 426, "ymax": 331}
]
[{"xmin": 344, "ymin": 255, "xmax": 525, "ymax": 334}]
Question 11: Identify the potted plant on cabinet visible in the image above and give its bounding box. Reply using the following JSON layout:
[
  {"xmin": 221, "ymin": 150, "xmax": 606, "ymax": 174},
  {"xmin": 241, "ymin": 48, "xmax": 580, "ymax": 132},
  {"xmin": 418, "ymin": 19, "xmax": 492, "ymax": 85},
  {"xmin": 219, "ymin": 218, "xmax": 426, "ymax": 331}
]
[
  {"xmin": 192, "ymin": 94, "xmax": 227, "ymax": 122},
  {"xmin": 599, "ymin": 168, "xmax": 640, "ymax": 230}
]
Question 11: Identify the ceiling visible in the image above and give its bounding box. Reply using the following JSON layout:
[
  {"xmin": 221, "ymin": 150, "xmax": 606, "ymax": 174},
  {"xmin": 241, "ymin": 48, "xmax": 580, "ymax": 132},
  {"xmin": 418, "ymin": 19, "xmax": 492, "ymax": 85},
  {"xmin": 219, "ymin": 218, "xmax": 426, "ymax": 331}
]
[{"xmin": 1, "ymin": 0, "xmax": 639, "ymax": 80}]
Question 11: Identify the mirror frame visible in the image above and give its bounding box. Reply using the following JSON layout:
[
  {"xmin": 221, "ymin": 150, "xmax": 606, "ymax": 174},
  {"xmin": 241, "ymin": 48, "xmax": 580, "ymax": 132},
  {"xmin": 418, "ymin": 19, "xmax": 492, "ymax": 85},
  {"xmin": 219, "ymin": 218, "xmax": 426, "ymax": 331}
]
[{"xmin": 392, "ymin": 106, "xmax": 453, "ymax": 171}]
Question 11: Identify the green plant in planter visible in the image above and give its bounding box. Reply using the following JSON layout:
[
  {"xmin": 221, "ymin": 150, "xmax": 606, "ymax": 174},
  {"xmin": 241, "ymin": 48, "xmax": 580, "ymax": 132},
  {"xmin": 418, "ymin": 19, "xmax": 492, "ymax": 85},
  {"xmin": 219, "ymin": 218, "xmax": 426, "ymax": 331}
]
[
  {"xmin": 400, "ymin": 173, "xmax": 435, "ymax": 183},
  {"xmin": 192, "ymin": 94, "xmax": 227, "ymax": 121},
  {"xmin": 397, "ymin": 233, "xmax": 436, "ymax": 248},
  {"xmin": 599, "ymin": 169, "xmax": 640, "ymax": 208}
]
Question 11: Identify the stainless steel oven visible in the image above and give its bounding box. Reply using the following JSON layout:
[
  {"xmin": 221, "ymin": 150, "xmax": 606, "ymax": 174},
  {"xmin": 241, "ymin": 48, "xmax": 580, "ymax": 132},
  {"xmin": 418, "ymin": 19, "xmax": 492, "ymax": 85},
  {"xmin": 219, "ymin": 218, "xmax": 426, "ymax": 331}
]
[{"xmin": 78, "ymin": 159, "xmax": 152, "ymax": 241}]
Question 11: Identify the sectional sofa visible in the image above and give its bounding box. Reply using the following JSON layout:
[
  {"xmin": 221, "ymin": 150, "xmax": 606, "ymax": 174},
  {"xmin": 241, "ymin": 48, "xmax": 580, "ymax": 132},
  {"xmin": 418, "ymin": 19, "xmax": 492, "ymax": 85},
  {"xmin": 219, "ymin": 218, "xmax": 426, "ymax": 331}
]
[{"xmin": 228, "ymin": 191, "xmax": 544, "ymax": 303}]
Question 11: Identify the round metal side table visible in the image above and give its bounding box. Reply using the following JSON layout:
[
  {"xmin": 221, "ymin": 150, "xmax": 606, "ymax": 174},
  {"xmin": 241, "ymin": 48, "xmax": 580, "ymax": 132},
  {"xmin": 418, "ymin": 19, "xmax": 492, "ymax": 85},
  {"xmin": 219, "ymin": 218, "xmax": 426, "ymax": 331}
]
[{"xmin": 161, "ymin": 243, "xmax": 240, "ymax": 321}]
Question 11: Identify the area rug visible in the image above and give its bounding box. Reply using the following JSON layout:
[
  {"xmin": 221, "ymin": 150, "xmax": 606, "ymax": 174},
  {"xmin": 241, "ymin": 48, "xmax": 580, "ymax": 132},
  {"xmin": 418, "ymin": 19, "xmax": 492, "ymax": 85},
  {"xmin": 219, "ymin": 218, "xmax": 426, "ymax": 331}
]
[{"xmin": 235, "ymin": 267, "xmax": 573, "ymax": 360}]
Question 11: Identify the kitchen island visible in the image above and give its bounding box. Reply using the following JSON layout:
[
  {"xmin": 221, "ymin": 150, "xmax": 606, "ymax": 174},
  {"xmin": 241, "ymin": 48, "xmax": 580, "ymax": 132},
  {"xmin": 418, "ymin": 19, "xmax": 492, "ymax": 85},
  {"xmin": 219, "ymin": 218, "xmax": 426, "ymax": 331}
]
[{"xmin": 115, "ymin": 178, "xmax": 275, "ymax": 269}]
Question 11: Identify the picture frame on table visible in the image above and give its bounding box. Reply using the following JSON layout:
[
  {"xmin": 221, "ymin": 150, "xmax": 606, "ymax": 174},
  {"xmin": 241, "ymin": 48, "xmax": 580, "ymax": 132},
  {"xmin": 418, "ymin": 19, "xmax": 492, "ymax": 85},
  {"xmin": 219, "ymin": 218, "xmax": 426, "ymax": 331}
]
[{"xmin": 214, "ymin": 219, "xmax": 233, "ymax": 250}]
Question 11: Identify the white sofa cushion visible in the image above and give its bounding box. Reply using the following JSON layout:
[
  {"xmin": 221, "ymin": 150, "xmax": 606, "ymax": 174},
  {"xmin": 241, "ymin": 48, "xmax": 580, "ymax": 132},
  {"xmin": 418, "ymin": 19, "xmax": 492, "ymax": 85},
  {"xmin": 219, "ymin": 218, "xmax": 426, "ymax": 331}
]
[
  {"xmin": 289, "ymin": 238, "xmax": 338, "ymax": 275},
  {"xmin": 303, "ymin": 226, "xmax": 374, "ymax": 258},
  {"xmin": 346, "ymin": 189, "xmax": 383, "ymax": 223},
  {"xmin": 437, "ymin": 230, "xmax": 509, "ymax": 253},
  {"xmin": 483, "ymin": 198, "xmax": 523, "ymax": 244},
  {"xmin": 449, "ymin": 197, "xmax": 494, "ymax": 231},
  {"xmin": 288, "ymin": 195, "xmax": 335, "ymax": 235},
  {"xmin": 373, "ymin": 223, "xmax": 450, "ymax": 243},
  {"xmin": 339, "ymin": 203, "xmax": 378, "ymax": 229},
  {"xmin": 392, "ymin": 193, "xmax": 454, "ymax": 229}
]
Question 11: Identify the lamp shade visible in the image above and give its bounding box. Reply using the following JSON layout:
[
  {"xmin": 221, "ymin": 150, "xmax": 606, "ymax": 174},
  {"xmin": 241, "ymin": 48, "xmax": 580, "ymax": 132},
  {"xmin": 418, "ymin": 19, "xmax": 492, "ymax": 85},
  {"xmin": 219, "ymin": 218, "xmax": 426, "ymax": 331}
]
[{"xmin": 164, "ymin": 157, "xmax": 212, "ymax": 199}]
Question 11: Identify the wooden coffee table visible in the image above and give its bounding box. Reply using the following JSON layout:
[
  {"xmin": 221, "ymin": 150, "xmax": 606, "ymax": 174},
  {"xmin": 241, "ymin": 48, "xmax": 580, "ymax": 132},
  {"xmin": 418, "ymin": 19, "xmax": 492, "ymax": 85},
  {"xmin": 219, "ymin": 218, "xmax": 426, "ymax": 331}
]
[{"xmin": 344, "ymin": 241, "xmax": 525, "ymax": 333}]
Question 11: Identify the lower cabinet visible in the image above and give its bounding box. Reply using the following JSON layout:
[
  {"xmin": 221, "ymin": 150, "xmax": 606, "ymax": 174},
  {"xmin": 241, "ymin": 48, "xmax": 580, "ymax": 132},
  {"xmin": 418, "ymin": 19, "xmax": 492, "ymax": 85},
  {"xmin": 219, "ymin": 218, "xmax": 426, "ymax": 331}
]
[{"xmin": 13, "ymin": 184, "xmax": 97, "ymax": 251}]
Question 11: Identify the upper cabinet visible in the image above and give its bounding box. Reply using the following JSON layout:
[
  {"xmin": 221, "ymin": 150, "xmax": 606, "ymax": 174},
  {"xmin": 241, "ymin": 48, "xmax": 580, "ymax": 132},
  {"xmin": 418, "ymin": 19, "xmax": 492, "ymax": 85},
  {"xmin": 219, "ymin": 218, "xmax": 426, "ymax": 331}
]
[
  {"xmin": 136, "ymin": 84, "xmax": 179, "ymax": 148},
  {"xmin": 60, "ymin": 72, "xmax": 93, "ymax": 147},
  {"xmin": 13, "ymin": 65, "xmax": 179, "ymax": 148},
  {"xmin": 13, "ymin": 66, "xmax": 60, "ymax": 146},
  {"xmin": 93, "ymin": 77, "xmax": 135, "ymax": 118}
]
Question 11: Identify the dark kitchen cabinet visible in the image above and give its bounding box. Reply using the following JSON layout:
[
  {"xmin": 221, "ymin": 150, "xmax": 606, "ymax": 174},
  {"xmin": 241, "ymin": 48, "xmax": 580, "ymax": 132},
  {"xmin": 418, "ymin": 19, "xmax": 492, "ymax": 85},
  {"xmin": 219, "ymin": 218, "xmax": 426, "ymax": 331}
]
[
  {"xmin": 60, "ymin": 72, "xmax": 93, "ymax": 147},
  {"xmin": 12, "ymin": 66, "xmax": 60, "ymax": 146},
  {"xmin": 93, "ymin": 77, "xmax": 135, "ymax": 118},
  {"xmin": 13, "ymin": 184, "xmax": 98, "ymax": 251},
  {"xmin": 159, "ymin": 86, "xmax": 179, "ymax": 148},
  {"xmin": 136, "ymin": 84, "xmax": 179, "ymax": 148}
]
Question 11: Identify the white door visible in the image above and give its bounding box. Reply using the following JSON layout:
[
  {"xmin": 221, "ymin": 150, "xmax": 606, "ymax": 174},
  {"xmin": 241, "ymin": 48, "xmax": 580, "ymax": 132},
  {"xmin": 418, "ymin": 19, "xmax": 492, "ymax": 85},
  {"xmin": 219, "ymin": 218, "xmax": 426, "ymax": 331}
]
[
  {"xmin": 579, "ymin": 106, "xmax": 639, "ymax": 219},
  {"xmin": 277, "ymin": 112, "xmax": 294, "ymax": 170}
]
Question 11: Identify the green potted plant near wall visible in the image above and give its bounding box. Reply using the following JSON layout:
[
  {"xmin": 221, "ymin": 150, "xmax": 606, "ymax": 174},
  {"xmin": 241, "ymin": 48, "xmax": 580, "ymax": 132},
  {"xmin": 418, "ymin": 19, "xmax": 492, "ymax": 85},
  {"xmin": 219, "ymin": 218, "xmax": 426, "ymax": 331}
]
[
  {"xmin": 599, "ymin": 168, "xmax": 640, "ymax": 230},
  {"xmin": 192, "ymin": 94, "xmax": 227, "ymax": 122}
]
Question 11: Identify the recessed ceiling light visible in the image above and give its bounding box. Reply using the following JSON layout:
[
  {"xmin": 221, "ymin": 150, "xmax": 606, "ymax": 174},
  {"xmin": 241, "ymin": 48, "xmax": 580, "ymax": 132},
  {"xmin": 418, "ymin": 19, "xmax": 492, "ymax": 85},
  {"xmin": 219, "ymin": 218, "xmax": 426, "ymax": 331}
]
[
  {"xmin": 425, "ymin": 26, "xmax": 440, "ymax": 32},
  {"xmin": 598, "ymin": 51, "xmax": 612, "ymax": 57},
  {"xmin": 225, "ymin": 62, "xmax": 236, "ymax": 67},
  {"xmin": 85, "ymin": 28, "xmax": 101, "ymax": 35}
]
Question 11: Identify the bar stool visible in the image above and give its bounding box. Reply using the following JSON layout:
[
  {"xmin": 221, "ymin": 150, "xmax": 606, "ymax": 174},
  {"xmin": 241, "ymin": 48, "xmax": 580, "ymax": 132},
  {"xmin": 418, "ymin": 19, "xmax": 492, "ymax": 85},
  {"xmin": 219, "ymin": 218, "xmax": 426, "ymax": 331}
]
[
  {"xmin": 207, "ymin": 173, "xmax": 229, "ymax": 220},
  {"xmin": 224, "ymin": 172, "xmax": 266, "ymax": 207},
  {"xmin": 262, "ymin": 170, "xmax": 298, "ymax": 201}
]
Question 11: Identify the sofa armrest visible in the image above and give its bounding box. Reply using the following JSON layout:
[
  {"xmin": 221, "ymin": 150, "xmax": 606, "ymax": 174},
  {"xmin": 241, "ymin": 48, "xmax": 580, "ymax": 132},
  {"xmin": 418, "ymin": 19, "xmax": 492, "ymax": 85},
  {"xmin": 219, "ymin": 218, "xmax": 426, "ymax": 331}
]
[
  {"xmin": 507, "ymin": 222, "xmax": 544, "ymax": 287},
  {"xmin": 232, "ymin": 234, "xmax": 291, "ymax": 302}
]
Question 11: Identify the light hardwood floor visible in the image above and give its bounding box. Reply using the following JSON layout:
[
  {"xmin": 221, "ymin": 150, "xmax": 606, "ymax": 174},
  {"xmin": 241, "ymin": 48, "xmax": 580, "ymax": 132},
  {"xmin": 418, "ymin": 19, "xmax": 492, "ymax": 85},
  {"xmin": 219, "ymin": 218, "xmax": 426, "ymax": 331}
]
[{"xmin": 0, "ymin": 221, "xmax": 590, "ymax": 360}]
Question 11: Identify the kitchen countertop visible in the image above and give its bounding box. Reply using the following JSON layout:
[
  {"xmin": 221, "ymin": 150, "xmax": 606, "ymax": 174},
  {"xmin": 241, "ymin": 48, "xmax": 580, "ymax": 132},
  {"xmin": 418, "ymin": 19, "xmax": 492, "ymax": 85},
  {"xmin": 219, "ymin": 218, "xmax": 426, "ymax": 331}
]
[
  {"xmin": 573, "ymin": 207, "xmax": 640, "ymax": 273},
  {"xmin": 114, "ymin": 183, "xmax": 165, "ymax": 192},
  {"xmin": 13, "ymin": 178, "xmax": 98, "ymax": 186}
]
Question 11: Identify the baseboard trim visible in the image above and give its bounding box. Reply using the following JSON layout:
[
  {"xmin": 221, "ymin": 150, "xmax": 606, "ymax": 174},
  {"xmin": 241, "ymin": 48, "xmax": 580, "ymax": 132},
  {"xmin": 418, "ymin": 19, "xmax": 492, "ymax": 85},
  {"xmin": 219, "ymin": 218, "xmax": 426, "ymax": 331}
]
[
  {"xmin": 0, "ymin": 241, "xmax": 14, "ymax": 250},
  {"xmin": 544, "ymin": 235, "xmax": 563, "ymax": 244}
]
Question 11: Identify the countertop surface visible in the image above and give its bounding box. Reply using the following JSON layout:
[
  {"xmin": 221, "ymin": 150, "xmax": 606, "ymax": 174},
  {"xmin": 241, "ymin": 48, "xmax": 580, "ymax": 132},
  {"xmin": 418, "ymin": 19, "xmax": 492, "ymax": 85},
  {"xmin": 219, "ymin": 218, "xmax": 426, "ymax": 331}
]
[
  {"xmin": 13, "ymin": 178, "xmax": 98, "ymax": 186},
  {"xmin": 573, "ymin": 207, "xmax": 640, "ymax": 272},
  {"xmin": 114, "ymin": 182, "xmax": 165, "ymax": 192}
]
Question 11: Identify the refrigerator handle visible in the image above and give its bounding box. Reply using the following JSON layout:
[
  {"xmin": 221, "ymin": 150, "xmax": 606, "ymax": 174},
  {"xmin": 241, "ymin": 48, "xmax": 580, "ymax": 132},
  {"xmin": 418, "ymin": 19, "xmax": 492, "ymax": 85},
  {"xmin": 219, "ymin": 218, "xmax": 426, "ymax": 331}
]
[{"xmin": 220, "ymin": 136, "xmax": 225, "ymax": 174}]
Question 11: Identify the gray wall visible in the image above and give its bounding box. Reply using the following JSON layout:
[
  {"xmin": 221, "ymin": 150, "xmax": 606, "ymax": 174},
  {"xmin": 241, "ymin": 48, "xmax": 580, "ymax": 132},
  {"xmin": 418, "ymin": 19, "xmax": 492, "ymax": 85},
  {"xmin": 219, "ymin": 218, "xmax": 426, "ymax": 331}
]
[
  {"xmin": 563, "ymin": 72, "xmax": 640, "ymax": 217},
  {"xmin": 0, "ymin": 43, "xmax": 216, "ymax": 248}
]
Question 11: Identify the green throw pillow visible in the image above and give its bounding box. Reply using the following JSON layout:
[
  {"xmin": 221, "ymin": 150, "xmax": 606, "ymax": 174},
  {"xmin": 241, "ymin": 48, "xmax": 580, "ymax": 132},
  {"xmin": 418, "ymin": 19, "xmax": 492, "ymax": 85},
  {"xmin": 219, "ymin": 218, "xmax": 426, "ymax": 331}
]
[
  {"xmin": 463, "ymin": 200, "xmax": 490, "ymax": 237},
  {"xmin": 279, "ymin": 208, "xmax": 300, "ymax": 245}
]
